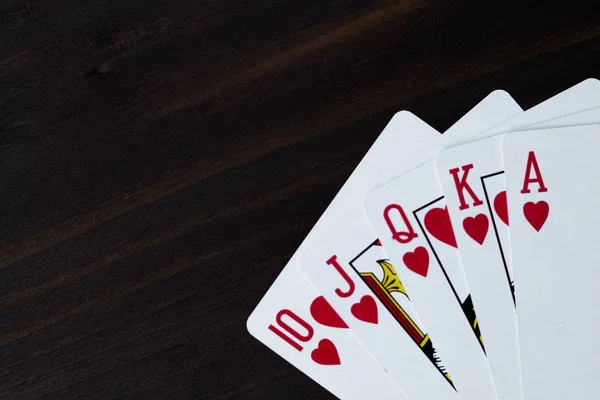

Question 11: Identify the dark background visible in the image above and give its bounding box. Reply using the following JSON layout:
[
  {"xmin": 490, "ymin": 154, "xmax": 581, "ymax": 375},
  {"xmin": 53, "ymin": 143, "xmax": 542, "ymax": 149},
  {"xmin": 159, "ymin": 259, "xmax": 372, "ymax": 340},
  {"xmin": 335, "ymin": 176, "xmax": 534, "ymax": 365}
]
[{"xmin": 1, "ymin": 1, "xmax": 599, "ymax": 399}]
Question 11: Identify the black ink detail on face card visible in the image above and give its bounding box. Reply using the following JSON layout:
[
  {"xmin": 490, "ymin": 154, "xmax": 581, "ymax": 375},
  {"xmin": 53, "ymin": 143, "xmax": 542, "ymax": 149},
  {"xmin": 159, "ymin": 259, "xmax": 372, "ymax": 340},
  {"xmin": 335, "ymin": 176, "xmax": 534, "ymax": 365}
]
[
  {"xmin": 481, "ymin": 171, "xmax": 515, "ymax": 305},
  {"xmin": 413, "ymin": 197, "xmax": 485, "ymax": 352},
  {"xmin": 349, "ymin": 240, "xmax": 454, "ymax": 387}
]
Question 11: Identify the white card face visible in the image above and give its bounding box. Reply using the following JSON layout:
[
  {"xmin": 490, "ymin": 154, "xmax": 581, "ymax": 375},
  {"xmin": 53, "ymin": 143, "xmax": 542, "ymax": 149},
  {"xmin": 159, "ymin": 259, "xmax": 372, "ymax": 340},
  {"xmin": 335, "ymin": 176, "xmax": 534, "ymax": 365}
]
[
  {"xmin": 301, "ymin": 213, "xmax": 460, "ymax": 400},
  {"xmin": 503, "ymin": 125, "xmax": 600, "ymax": 400},
  {"xmin": 246, "ymin": 266, "xmax": 408, "ymax": 400},
  {"xmin": 436, "ymin": 136, "xmax": 520, "ymax": 400},
  {"xmin": 297, "ymin": 92, "xmax": 521, "ymax": 400},
  {"xmin": 477, "ymin": 78, "xmax": 600, "ymax": 139},
  {"xmin": 247, "ymin": 92, "xmax": 522, "ymax": 395},
  {"xmin": 363, "ymin": 161, "xmax": 497, "ymax": 400}
]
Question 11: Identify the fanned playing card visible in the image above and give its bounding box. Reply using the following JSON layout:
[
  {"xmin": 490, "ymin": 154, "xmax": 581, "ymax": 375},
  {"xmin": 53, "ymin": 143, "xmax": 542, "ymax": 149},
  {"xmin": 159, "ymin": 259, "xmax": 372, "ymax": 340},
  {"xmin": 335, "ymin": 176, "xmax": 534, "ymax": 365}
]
[
  {"xmin": 247, "ymin": 265, "xmax": 408, "ymax": 399},
  {"xmin": 503, "ymin": 125, "xmax": 600, "ymax": 400}
]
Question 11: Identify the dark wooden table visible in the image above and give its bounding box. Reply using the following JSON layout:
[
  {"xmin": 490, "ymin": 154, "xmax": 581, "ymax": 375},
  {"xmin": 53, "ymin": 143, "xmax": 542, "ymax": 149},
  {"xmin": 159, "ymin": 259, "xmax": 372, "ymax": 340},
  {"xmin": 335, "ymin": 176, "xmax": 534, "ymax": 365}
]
[{"xmin": 1, "ymin": 1, "xmax": 599, "ymax": 399}]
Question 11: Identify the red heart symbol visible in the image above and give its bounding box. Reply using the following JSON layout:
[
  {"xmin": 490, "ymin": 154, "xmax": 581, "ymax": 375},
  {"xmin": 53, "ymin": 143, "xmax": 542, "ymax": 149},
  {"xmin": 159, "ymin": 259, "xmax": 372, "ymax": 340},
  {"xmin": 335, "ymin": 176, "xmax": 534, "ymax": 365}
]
[
  {"xmin": 311, "ymin": 339, "xmax": 341, "ymax": 366},
  {"xmin": 424, "ymin": 207, "xmax": 458, "ymax": 248},
  {"xmin": 463, "ymin": 213, "xmax": 489, "ymax": 245},
  {"xmin": 310, "ymin": 296, "xmax": 349, "ymax": 329},
  {"xmin": 350, "ymin": 295, "xmax": 378, "ymax": 325},
  {"xmin": 493, "ymin": 191, "xmax": 509, "ymax": 226},
  {"xmin": 523, "ymin": 201, "xmax": 549, "ymax": 231},
  {"xmin": 403, "ymin": 246, "xmax": 429, "ymax": 277}
]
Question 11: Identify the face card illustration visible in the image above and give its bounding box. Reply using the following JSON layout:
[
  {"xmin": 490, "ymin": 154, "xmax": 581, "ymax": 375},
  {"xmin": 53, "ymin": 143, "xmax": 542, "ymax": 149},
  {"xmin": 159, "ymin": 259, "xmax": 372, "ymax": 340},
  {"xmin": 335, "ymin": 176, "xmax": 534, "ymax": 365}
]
[
  {"xmin": 503, "ymin": 125, "xmax": 600, "ymax": 400},
  {"xmin": 349, "ymin": 239, "xmax": 449, "ymax": 380},
  {"xmin": 301, "ymin": 211, "xmax": 461, "ymax": 400},
  {"xmin": 436, "ymin": 135, "xmax": 521, "ymax": 400},
  {"xmin": 364, "ymin": 162, "xmax": 498, "ymax": 400},
  {"xmin": 246, "ymin": 266, "xmax": 409, "ymax": 400}
]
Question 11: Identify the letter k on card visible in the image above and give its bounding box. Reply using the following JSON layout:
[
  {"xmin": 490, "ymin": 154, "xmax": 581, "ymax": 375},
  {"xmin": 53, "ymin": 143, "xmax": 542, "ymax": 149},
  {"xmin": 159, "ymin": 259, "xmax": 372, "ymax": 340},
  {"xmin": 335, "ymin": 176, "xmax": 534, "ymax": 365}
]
[
  {"xmin": 447, "ymin": 164, "xmax": 489, "ymax": 245},
  {"xmin": 437, "ymin": 135, "xmax": 524, "ymax": 400}
]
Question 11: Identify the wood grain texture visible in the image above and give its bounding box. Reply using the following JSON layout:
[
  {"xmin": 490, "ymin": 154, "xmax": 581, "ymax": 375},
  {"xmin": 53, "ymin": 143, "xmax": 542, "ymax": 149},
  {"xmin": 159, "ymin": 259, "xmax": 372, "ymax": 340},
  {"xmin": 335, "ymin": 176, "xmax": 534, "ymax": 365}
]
[{"xmin": 1, "ymin": 1, "xmax": 599, "ymax": 398}]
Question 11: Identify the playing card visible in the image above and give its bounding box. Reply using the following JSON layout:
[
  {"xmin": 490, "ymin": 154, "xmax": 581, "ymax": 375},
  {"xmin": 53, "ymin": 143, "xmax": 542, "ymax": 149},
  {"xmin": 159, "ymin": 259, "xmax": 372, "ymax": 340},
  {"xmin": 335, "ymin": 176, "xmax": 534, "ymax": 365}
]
[
  {"xmin": 503, "ymin": 125, "xmax": 600, "ymax": 399},
  {"xmin": 363, "ymin": 160, "xmax": 496, "ymax": 400},
  {"xmin": 434, "ymin": 83, "xmax": 600, "ymax": 400},
  {"xmin": 436, "ymin": 136, "xmax": 521, "ymax": 400},
  {"xmin": 246, "ymin": 266, "xmax": 408, "ymax": 399},
  {"xmin": 301, "ymin": 213, "xmax": 460, "ymax": 399},
  {"xmin": 298, "ymin": 92, "xmax": 521, "ymax": 400},
  {"xmin": 248, "ymin": 92, "xmax": 522, "ymax": 397}
]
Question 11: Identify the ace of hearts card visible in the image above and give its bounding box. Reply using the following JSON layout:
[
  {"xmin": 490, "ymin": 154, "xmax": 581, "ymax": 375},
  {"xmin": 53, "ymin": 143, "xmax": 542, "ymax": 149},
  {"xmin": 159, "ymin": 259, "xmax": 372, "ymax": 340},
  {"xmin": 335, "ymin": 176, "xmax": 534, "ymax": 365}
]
[{"xmin": 503, "ymin": 125, "xmax": 600, "ymax": 400}]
